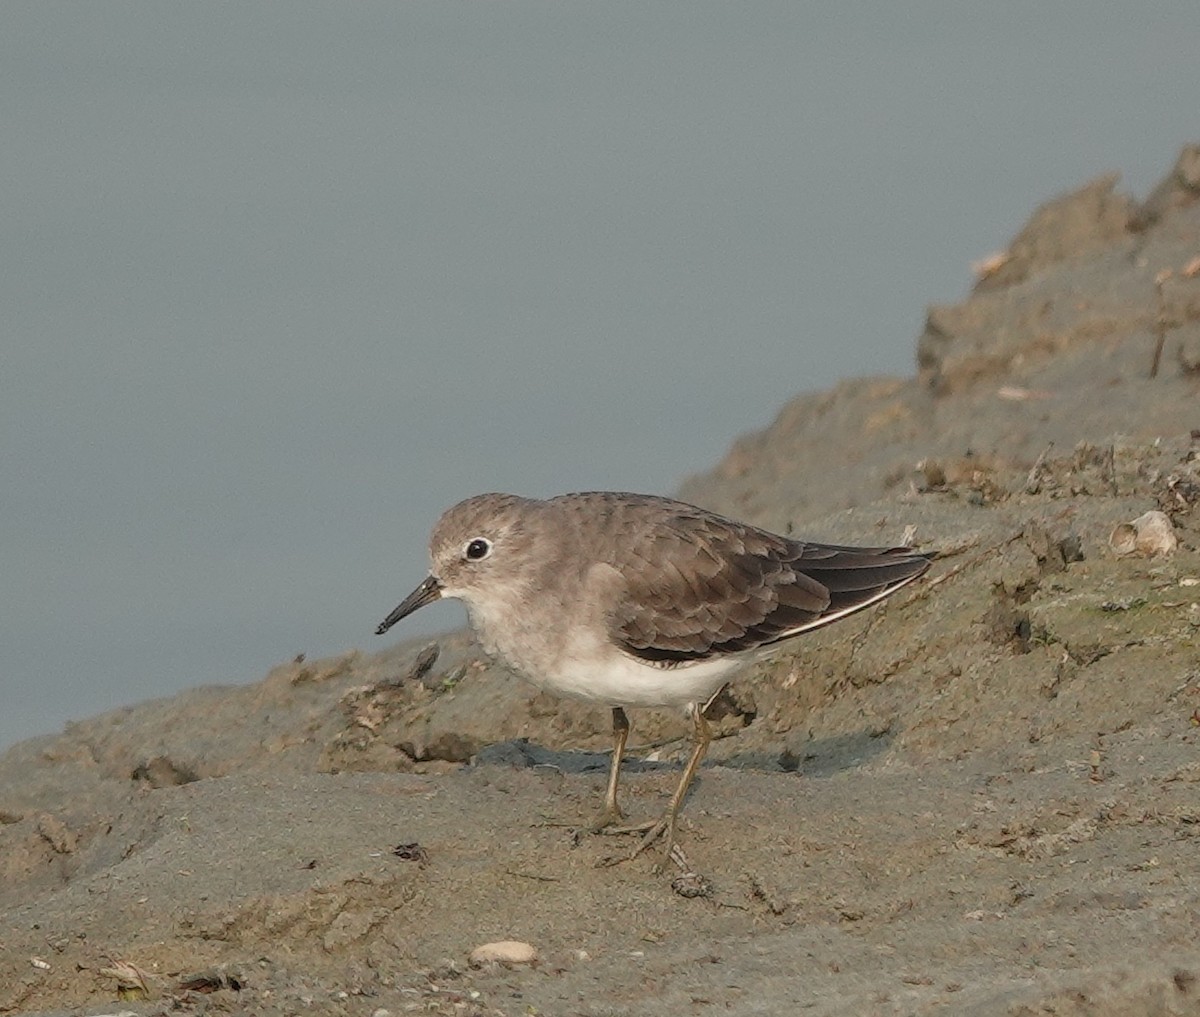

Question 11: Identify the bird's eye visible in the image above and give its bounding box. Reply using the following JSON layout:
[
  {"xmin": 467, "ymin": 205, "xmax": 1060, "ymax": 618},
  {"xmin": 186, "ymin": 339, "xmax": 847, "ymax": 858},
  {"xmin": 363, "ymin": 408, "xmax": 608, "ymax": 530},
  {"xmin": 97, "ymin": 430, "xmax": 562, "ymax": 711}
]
[{"xmin": 464, "ymin": 538, "xmax": 492, "ymax": 561}]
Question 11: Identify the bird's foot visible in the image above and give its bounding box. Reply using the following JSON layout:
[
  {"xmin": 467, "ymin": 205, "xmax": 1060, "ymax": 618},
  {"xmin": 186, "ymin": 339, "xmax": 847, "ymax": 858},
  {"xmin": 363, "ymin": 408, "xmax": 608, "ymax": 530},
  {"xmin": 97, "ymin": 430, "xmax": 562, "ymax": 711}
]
[
  {"xmin": 595, "ymin": 815, "xmax": 658, "ymax": 836},
  {"xmin": 589, "ymin": 803, "xmax": 632, "ymax": 834},
  {"xmin": 597, "ymin": 812, "xmax": 678, "ymax": 871}
]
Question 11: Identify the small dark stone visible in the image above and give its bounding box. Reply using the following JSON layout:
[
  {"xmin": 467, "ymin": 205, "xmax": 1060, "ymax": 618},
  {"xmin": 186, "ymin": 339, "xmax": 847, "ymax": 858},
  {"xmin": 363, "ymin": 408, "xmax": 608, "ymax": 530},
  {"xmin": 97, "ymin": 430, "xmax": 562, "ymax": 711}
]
[{"xmin": 392, "ymin": 842, "xmax": 429, "ymax": 864}]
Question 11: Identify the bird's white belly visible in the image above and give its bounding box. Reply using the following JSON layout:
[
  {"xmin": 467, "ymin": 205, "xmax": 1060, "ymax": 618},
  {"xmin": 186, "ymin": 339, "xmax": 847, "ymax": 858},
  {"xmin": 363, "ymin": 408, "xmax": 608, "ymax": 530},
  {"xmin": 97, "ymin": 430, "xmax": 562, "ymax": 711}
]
[{"xmin": 528, "ymin": 647, "xmax": 740, "ymax": 708}]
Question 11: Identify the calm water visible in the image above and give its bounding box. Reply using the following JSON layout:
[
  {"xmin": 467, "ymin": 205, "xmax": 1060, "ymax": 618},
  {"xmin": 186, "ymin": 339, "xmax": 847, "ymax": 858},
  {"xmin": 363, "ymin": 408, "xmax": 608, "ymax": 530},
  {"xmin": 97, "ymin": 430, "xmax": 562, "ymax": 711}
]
[{"xmin": 2, "ymin": 1, "xmax": 1197, "ymax": 750}]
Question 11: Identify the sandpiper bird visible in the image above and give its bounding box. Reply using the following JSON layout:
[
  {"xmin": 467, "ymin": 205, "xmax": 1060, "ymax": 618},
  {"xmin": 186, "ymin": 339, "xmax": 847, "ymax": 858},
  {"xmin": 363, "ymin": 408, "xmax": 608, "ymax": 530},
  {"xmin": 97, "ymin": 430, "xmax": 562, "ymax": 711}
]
[{"xmin": 376, "ymin": 491, "xmax": 931, "ymax": 863}]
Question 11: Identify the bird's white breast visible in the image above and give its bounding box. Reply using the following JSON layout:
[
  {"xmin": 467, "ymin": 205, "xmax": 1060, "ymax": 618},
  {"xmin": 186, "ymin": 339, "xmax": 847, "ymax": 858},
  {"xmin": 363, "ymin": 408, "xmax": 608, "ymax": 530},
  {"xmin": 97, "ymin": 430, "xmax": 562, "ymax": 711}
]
[{"xmin": 454, "ymin": 568, "xmax": 742, "ymax": 709}]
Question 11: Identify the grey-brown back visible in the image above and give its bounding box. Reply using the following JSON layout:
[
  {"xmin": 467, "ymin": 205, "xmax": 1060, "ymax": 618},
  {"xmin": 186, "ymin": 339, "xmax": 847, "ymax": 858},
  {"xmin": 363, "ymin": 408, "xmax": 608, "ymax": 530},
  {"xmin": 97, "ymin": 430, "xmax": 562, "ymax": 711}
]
[{"xmin": 547, "ymin": 492, "xmax": 931, "ymax": 665}]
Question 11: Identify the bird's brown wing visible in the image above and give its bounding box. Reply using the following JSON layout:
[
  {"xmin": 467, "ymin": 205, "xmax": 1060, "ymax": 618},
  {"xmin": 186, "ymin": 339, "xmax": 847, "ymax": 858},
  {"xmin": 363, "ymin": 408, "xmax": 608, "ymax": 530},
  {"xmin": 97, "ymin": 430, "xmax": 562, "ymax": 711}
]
[{"xmin": 605, "ymin": 504, "xmax": 929, "ymax": 665}]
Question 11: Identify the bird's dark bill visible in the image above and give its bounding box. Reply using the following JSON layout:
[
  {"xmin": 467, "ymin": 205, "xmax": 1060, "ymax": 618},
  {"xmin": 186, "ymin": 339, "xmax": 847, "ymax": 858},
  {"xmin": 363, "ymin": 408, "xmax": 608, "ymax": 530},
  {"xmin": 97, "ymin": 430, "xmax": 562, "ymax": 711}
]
[{"xmin": 376, "ymin": 574, "xmax": 443, "ymax": 634}]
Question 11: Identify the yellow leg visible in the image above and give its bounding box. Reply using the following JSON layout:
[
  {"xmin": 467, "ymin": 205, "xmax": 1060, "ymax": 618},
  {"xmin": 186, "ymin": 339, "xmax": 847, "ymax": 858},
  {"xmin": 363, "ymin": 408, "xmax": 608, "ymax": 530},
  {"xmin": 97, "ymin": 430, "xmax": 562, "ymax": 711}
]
[
  {"xmin": 591, "ymin": 707, "xmax": 631, "ymax": 831},
  {"xmin": 601, "ymin": 701, "xmax": 713, "ymax": 867}
]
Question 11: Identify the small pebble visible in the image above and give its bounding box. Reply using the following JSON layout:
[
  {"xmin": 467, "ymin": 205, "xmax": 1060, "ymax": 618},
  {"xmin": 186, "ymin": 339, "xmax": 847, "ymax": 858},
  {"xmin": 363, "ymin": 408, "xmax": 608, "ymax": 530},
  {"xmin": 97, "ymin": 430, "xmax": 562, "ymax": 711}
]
[
  {"xmin": 468, "ymin": 940, "xmax": 538, "ymax": 967},
  {"xmin": 671, "ymin": 872, "xmax": 714, "ymax": 899},
  {"xmin": 1109, "ymin": 510, "xmax": 1177, "ymax": 556}
]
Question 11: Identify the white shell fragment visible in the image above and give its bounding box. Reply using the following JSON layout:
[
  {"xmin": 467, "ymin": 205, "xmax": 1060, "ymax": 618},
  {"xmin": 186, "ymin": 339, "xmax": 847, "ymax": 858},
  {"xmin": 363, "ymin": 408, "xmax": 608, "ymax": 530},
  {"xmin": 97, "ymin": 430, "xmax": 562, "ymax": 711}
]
[
  {"xmin": 468, "ymin": 940, "xmax": 538, "ymax": 967},
  {"xmin": 1109, "ymin": 510, "xmax": 1178, "ymax": 557},
  {"xmin": 1108, "ymin": 523, "xmax": 1137, "ymax": 555}
]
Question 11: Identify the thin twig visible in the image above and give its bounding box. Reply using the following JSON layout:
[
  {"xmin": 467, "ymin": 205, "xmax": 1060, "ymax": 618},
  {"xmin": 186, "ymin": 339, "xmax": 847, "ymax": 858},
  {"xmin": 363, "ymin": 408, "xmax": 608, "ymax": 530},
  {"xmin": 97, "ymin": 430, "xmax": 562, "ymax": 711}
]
[
  {"xmin": 504, "ymin": 869, "xmax": 561, "ymax": 882},
  {"xmin": 1104, "ymin": 443, "xmax": 1118, "ymax": 497},
  {"xmin": 1024, "ymin": 442, "xmax": 1055, "ymax": 495},
  {"xmin": 918, "ymin": 531, "xmax": 1026, "ymax": 596},
  {"xmin": 1150, "ymin": 270, "xmax": 1170, "ymax": 378}
]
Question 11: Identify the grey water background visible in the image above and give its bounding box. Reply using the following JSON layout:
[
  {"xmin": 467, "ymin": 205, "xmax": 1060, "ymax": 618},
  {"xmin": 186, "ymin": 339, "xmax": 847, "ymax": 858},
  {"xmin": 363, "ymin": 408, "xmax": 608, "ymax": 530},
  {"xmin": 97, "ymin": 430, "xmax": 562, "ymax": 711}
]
[{"xmin": 2, "ymin": 2, "xmax": 1196, "ymax": 752}]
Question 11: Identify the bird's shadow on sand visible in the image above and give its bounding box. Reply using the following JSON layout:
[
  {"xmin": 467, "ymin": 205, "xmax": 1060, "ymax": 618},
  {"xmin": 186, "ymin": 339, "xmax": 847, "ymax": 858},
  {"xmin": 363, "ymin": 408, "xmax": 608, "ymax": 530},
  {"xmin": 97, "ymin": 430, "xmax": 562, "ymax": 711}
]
[{"xmin": 472, "ymin": 729, "xmax": 892, "ymax": 782}]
